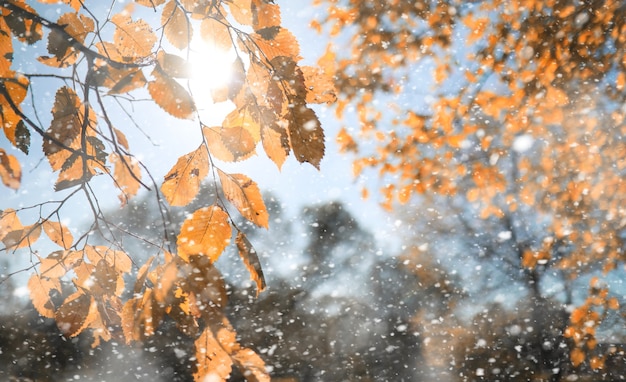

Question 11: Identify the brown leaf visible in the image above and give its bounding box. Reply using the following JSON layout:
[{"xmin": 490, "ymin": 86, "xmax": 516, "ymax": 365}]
[
  {"xmin": 218, "ymin": 170, "xmax": 268, "ymax": 228},
  {"xmin": 4, "ymin": 2, "xmax": 43, "ymax": 45},
  {"xmin": 287, "ymin": 104, "xmax": 325, "ymax": 169},
  {"xmin": 177, "ymin": 205, "xmax": 231, "ymax": 263},
  {"xmin": 42, "ymin": 220, "xmax": 74, "ymax": 249},
  {"xmin": 0, "ymin": 208, "xmax": 22, "ymax": 241},
  {"xmin": 133, "ymin": 256, "xmax": 155, "ymax": 295},
  {"xmin": 148, "ymin": 67, "xmax": 196, "ymax": 119},
  {"xmin": 235, "ymin": 231, "xmax": 266, "ymax": 295},
  {"xmin": 0, "ymin": 148, "xmax": 21, "ymax": 189},
  {"xmin": 179, "ymin": 254, "xmax": 228, "ymax": 309},
  {"xmin": 161, "ymin": 145, "xmax": 209, "ymax": 206},
  {"xmin": 194, "ymin": 327, "xmax": 233, "ymax": 382},
  {"xmin": 55, "ymin": 291, "xmax": 94, "ymax": 338},
  {"xmin": 90, "ymin": 259, "xmax": 120, "ymax": 296},
  {"xmin": 83, "ymin": 245, "xmax": 132, "ymax": 274},
  {"xmin": 162, "ymin": 1, "xmax": 192, "ymax": 49},
  {"xmin": 121, "ymin": 289, "xmax": 163, "ymax": 343},
  {"xmin": 28, "ymin": 273, "xmax": 62, "ymax": 318}
]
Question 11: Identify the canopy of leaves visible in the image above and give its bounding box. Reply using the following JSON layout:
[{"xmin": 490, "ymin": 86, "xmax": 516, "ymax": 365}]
[{"xmin": 313, "ymin": 0, "xmax": 626, "ymax": 369}]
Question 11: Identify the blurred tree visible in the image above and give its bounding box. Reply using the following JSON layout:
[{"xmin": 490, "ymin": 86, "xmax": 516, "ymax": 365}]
[{"xmin": 313, "ymin": 0, "xmax": 626, "ymax": 369}]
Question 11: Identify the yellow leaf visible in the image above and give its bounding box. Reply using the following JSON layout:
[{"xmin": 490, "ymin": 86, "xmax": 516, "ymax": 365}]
[
  {"xmin": 0, "ymin": 148, "xmax": 21, "ymax": 189},
  {"xmin": 28, "ymin": 273, "xmax": 62, "ymax": 318},
  {"xmin": 148, "ymin": 67, "xmax": 196, "ymax": 119},
  {"xmin": 218, "ymin": 170, "xmax": 268, "ymax": 228},
  {"xmin": 42, "ymin": 220, "xmax": 74, "ymax": 249},
  {"xmin": 161, "ymin": 145, "xmax": 209, "ymax": 206},
  {"xmin": 162, "ymin": 1, "xmax": 191, "ymax": 49},
  {"xmin": 177, "ymin": 205, "xmax": 231, "ymax": 263},
  {"xmin": 235, "ymin": 231, "xmax": 266, "ymax": 295}
]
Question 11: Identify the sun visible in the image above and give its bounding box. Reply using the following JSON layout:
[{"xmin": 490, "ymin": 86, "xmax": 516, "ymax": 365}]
[{"xmin": 187, "ymin": 40, "xmax": 236, "ymax": 122}]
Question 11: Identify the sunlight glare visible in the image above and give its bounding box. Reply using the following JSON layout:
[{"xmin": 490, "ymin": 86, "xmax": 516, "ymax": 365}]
[{"xmin": 188, "ymin": 40, "xmax": 236, "ymax": 123}]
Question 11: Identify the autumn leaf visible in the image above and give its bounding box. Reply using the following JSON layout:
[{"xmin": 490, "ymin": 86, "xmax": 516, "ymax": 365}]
[
  {"xmin": 148, "ymin": 67, "xmax": 196, "ymax": 119},
  {"xmin": 261, "ymin": 121, "xmax": 290, "ymax": 170},
  {"xmin": 194, "ymin": 327, "xmax": 233, "ymax": 382},
  {"xmin": 251, "ymin": 27, "xmax": 301, "ymax": 61},
  {"xmin": 302, "ymin": 65, "xmax": 337, "ymax": 104},
  {"xmin": 38, "ymin": 13, "xmax": 94, "ymax": 68},
  {"xmin": 228, "ymin": 0, "xmax": 253, "ymax": 26},
  {"xmin": 200, "ymin": 17, "xmax": 232, "ymax": 51},
  {"xmin": 218, "ymin": 170, "xmax": 268, "ymax": 228},
  {"xmin": 162, "ymin": 1, "xmax": 192, "ymax": 49},
  {"xmin": 39, "ymin": 249, "xmax": 82, "ymax": 278},
  {"xmin": 177, "ymin": 205, "xmax": 231, "ymax": 263},
  {"xmin": 0, "ymin": 148, "xmax": 21, "ymax": 189},
  {"xmin": 28, "ymin": 273, "xmax": 62, "ymax": 318},
  {"xmin": 161, "ymin": 145, "xmax": 209, "ymax": 206},
  {"xmin": 55, "ymin": 291, "xmax": 95, "ymax": 338},
  {"xmin": 203, "ymin": 125, "xmax": 256, "ymax": 162},
  {"xmin": 156, "ymin": 50, "xmax": 192, "ymax": 78},
  {"xmin": 235, "ymin": 231, "xmax": 266, "ymax": 295},
  {"xmin": 110, "ymin": 152, "xmax": 142, "ymax": 205},
  {"xmin": 83, "ymin": 245, "xmax": 132, "ymax": 274},
  {"xmin": 180, "ymin": 254, "xmax": 228, "ymax": 309},
  {"xmin": 4, "ymin": 1, "xmax": 43, "ymax": 45},
  {"xmin": 2, "ymin": 223, "xmax": 41, "ymax": 250},
  {"xmin": 287, "ymin": 104, "xmax": 325, "ymax": 169},
  {"xmin": 253, "ymin": 2, "xmax": 281, "ymax": 31},
  {"xmin": 42, "ymin": 220, "xmax": 74, "ymax": 249},
  {"xmin": 232, "ymin": 348, "xmax": 270, "ymax": 382},
  {"xmin": 111, "ymin": 13, "xmax": 156, "ymax": 62},
  {"xmin": 0, "ymin": 208, "xmax": 21, "ymax": 241}
]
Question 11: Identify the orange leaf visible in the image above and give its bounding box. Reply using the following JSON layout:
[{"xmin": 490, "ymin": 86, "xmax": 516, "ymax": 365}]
[
  {"xmin": 110, "ymin": 152, "xmax": 142, "ymax": 205},
  {"xmin": 177, "ymin": 205, "xmax": 231, "ymax": 263},
  {"xmin": 2, "ymin": 223, "xmax": 41, "ymax": 250},
  {"xmin": 121, "ymin": 289, "xmax": 164, "ymax": 343},
  {"xmin": 253, "ymin": 2, "xmax": 281, "ymax": 31},
  {"xmin": 0, "ymin": 208, "xmax": 22, "ymax": 240},
  {"xmin": 261, "ymin": 122, "xmax": 289, "ymax": 170},
  {"xmin": 28, "ymin": 273, "xmax": 62, "ymax": 318},
  {"xmin": 232, "ymin": 348, "xmax": 270, "ymax": 382},
  {"xmin": 200, "ymin": 17, "xmax": 232, "ymax": 51},
  {"xmin": 251, "ymin": 27, "xmax": 301, "ymax": 61},
  {"xmin": 194, "ymin": 327, "xmax": 233, "ymax": 381},
  {"xmin": 112, "ymin": 13, "xmax": 156, "ymax": 61},
  {"xmin": 235, "ymin": 231, "xmax": 266, "ymax": 295},
  {"xmin": 301, "ymin": 66, "xmax": 337, "ymax": 104},
  {"xmin": 83, "ymin": 245, "xmax": 132, "ymax": 274},
  {"xmin": 39, "ymin": 250, "xmax": 82, "ymax": 278},
  {"xmin": 162, "ymin": 0, "xmax": 191, "ymax": 49},
  {"xmin": 570, "ymin": 347, "xmax": 585, "ymax": 367},
  {"xmin": 55, "ymin": 291, "xmax": 94, "ymax": 337},
  {"xmin": 228, "ymin": 0, "xmax": 253, "ymax": 26},
  {"xmin": 0, "ymin": 148, "xmax": 21, "ymax": 189},
  {"xmin": 42, "ymin": 220, "xmax": 74, "ymax": 249},
  {"xmin": 203, "ymin": 125, "xmax": 256, "ymax": 162},
  {"xmin": 156, "ymin": 50, "xmax": 192, "ymax": 78},
  {"xmin": 161, "ymin": 145, "xmax": 209, "ymax": 206},
  {"xmin": 148, "ymin": 67, "xmax": 196, "ymax": 119},
  {"xmin": 218, "ymin": 170, "xmax": 268, "ymax": 228}
]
